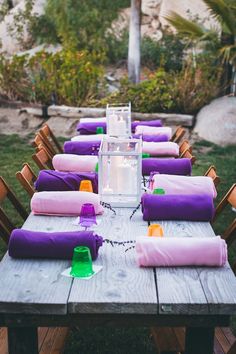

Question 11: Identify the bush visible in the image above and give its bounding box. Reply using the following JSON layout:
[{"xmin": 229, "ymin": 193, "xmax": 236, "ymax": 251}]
[{"xmin": 0, "ymin": 49, "xmax": 104, "ymax": 105}]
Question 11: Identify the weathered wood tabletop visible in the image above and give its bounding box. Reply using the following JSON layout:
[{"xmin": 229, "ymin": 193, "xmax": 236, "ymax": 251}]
[{"xmin": 0, "ymin": 208, "xmax": 236, "ymax": 354}]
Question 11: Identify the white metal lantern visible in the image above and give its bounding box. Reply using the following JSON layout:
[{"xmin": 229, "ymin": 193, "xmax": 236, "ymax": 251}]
[
  {"xmin": 98, "ymin": 136, "xmax": 142, "ymax": 207},
  {"xmin": 106, "ymin": 102, "xmax": 131, "ymax": 137}
]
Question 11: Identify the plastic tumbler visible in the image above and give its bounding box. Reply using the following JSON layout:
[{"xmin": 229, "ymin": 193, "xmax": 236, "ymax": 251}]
[
  {"xmin": 70, "ymin": 246, "xmax": 94, "ymax": 278},
  {"xmin": 153, "ymin": 188, "xmax": 165, "ymax": 195},
  {"xmin": 142, "ymin": 153, "xmax": 150, "ymax": 158},
  {"xmin": 96, "ymin": 127, "xmax": 104, "ymax": 134},
  {"xmin": 147, "ymin": 224, "xmax": 164, "ymax": 237},
  {"xmin": 79, "ymin": 203, "xmax": 97, "ymax": 228},
  {"xmin": 79, "ymin": 180, "xmax": 93, "ymax": 193}
]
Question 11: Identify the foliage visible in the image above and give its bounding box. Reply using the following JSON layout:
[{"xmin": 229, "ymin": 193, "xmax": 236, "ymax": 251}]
[
  {"xmin": 32, "ymin": 0, "xmax": 130, "ymax": 52},
  {"xmin": 165, "ymin": 0, "xmax": 236, "ymax": 67},
  {"xmin": 107, "ymin": 29, "xmax": 185, "ymax": 71},
  {"xmin": 0, "ymin": 49, "xmax": 104, "ymax": 105},
  {"xmin": 102, "ymin": 54, "xmax": 222, "ymax": 115}
]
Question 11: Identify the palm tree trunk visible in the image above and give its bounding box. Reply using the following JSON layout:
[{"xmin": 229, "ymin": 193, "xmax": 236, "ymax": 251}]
[{"xmin": 128, "ymin": 0, "xmax": 141, "ymax": 84}]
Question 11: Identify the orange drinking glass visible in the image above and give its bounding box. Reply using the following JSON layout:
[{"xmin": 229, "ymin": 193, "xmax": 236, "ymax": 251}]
[
  {"xmin": 147, "ymin": 224, "xmax": 164, "ymax": 237},
  {"xmin": 79, "ymin": 180, "xmax": 93, "ymax": 193}
]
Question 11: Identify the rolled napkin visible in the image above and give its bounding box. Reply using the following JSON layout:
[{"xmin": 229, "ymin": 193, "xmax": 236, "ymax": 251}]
[
  {"xmin": 71, "ymin": 134, "xmax": 105, "ymax": 142},
  {"xmin": 136, "ymin": 236, "xmax": 227, "ymax": 267},
  {"xmin": 64, "ymin": 141, "xmax": 101, "ymax": 155},
  {"xmin": 142, "ymin": 158, "xmax": 192, "ymax": 176},
  {"xmin": 135, "ymin": 126, "xmax": 172, "ymax": 140},
  {"xmin": 141, "ymin": 193, "xmax": 214, "ymax": 221},
  {"xmin": 35, "ymin": 170, "xmax": 98, "ymax": 193},
  {"xmin": 9, "ymin": 229, "xmax": 103, "ymax": 260},
  {"xmin": 150, "ymin": 174, "xmax": 217, "ymax": 198},
  {"xmin": 77, "ymin": 121, "xmax": 107, "ymax": 134},
  {"xmin": 142, "ymin": 142, "xmax": 179, "ymax": 157},
  {"xmin": 133, "ymin": 134, "xmax": 169, "ymax": 142},
  {"xmin": 53, "ymin": 154, "xmax": 98, "ymax": 172},
  {"xmin": 31, "ymin": 191, "xmax": 104, "ymax": 216},
  {"xmin": 131, "ymin": 119, "xmax": 162, "ymax": 132}
]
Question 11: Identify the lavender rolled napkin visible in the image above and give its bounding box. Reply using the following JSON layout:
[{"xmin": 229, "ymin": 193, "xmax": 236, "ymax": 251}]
[
  {"xmin": 141, "ymin": 193, "xmax": 215, "ymax": 221},
  {"xmin": 35, "ymin": 170, "xmax": 98, "ymax": 193},
  {"xmin": 133, "ymin": 134, "xmax": 169, "ymax": 142},
  {"xmin": 142, "ymin": 158, "xmax": 192, "ymax": 176},
  {"xmin": 131, "ymin": 120, "xmax": 162, "ymax": 132},
  {"xmin": 64, "ymin": 141, "xmax": 101, "ymax": 156},
  {"xmin": 136, "ymin": 236, "xmax": 227, "ymax": 267},
  {"xmin": 8, "ymin": 229, "xmax": 103, "ymax": 260},
  {"xmin": 77, "ymin": 121, "xmax": 107, "ymax": 134}
]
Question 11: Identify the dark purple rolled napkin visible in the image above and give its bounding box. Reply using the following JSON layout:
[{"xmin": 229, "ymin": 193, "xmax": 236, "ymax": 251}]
[
  {"xmin": 142, "ymin": 158, "xmax": 192, "ymax": 176},
  {"xmin": 8, "ymin": 229, "xmax": 103, "ymax": 260},
  {"xmin": 141, "ymin": 193, "xmax": 215, "ymax": 221},
  {"xmin": 133, "ymin": 134, "xmax": 169, "ymax": 142},
  {"xmin": 35, "ymin": 170, "xmax": 98, "ymax": 193},
  {"xmin": 77, "ymin": 122, "xmax": 107, "ymax": 134},
  {"xmin": 64, "ymin": 141, "xmax": 101, "ymax": 155},
  {"xmin": 131, "ymin": 120, "xmax": 162, "ymax": 133}
]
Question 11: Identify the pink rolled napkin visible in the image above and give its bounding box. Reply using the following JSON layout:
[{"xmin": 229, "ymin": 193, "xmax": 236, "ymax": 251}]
[
  {"xmin": 31, "ymin": 191, "xmax": 104, "ymax": 216},
  {"xmin": 136, "ymin": 236, "xmax": 227, "ymax": 267},
  {"xmin": 135, "ymin": 126, "xmax": 172, "ymax": 140},
  {"xmin": 52, "ymin": 154, "xmax": 98, "ymax": 172},
  {"xmin": 71, "ymin": 134, "xmax": 105, "ymax": 142},
  {"xmin": 150, "ymin": 174, "xmax": 217, "ymax": 198},
  {"xmin": 142, "ymin": 142, "xmax": 179, "ymax": 157}
]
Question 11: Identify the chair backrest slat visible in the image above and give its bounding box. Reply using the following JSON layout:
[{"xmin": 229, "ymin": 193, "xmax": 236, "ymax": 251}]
[
  {"xmin": 16, "ymin": 163, "xmax": 37, "ymax": 198},
  {"xmin": 181, "ymin": 149, "xmax": 196, "ymax": 165},
  {"xmin": 40, "ymin": 124, "xmax": 63, "ymax": 154},
  {"xmin": 204, "ymin": 165, "xmax": 220, "ymax": 188},
  {"xmin": 33, "ymin": 133, "xmax": 55, "ymax": 157},
  {"xmin": 179, "ymin": 140, "xmax": 192, "ymax": 157},
  {"xmin": 32, "ymin": 147, "xmax": 53, "ymax": 170},
  {"xmin": 171, "ymin": 126, "xmax": 186, "ymax": 144}
]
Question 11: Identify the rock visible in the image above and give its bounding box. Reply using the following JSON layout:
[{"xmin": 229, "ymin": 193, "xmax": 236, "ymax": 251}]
[
  {"xmin": 194, "ymin": 96, "xmax": 236, "ymax": 146},
  {"xmin": 43, "ymin": 116, "xmax": 78, "ymax": 138},
  {"xmin": 142, "ymin": 0, "xmax": 161, "ymax": 17},
  {"xmin": 151, "ymin": 18, "xmax": 160, "ymax": 30},
  {"xmin": 17, "ymin": 44, "xmax": 62, "ymax": 58}
]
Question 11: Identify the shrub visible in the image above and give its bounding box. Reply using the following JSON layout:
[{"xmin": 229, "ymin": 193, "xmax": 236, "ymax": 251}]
[{"xmin": 0, "ymin": 49, "xmax": 104, "ymax": 105}]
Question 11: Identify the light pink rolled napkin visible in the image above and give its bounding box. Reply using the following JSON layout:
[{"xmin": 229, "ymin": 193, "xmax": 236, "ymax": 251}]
[
  {"xmin": 136, "ymin": 236, "xmax": 227, "ymax": 267},
  {"xmin": 142, "ymin": 142, "xmax": 179, "ymax": 157},
  {"xmin": 31, "ymin": 191, "xmax": 104, "ymax": 216},
  {"xmin": 135, "ymin": 126, "xmax": 172, "ymax": 139},
  {"xmin": 150, "ymin": 174, "xmax": 217, "ymax": 198},
  {"xmin": 52, "ymin": 154, "xmax": 98, "ymax": 172},
  {"xmin": 71, "ymin": 134, "xmax": 105, "ymax": 142}
]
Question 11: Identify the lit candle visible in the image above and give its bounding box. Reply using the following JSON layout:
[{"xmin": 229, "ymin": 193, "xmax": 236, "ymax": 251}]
[
  {"xmin": 116, "ymin": 116, "xmax": 126, "ymax": 136},
  {"xmin": 103, "ymin": 185, "xmax": 113, "ymax": 194},
  {"xmin": 109, "ymin": 155, "xmax": 124, "ymax": 191},
  {"xmin": 117, "ymin": 159, "xmax": 134, "ymax": 194},
  {"xmin": 108, "ymin": 113, "xmax": 118, "ymax": 136}
]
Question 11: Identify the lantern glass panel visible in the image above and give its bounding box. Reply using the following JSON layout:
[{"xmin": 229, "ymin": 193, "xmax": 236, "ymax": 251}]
[
  {"xmin": 98, "ymin": 137, "xmax": 142, "ymax": 207},
  {"xmin": 106, "ymin": 102, "xmax": 131, "ymax": 137}
]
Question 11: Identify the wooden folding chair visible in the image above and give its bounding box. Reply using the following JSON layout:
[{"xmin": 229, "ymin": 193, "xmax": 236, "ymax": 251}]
[
  {"xmin": 32, "ymin": 133, "xmax": 54, "ymax": 158},
  {"xmin": 213, "ymin": 184, "xmax": 236, "ymax": 245},
  {"xmin": 152, "ymin": 184, "xmax": 236, "ymax": 354},
  {"xmin": 0, "ymin": 176, "xmax": 28, "ymax": 244},
  {"xmin": 181, "ymin": 149, "xmax": 196, "ymax": 165},
  {"xmin": 32, "ymin": 147, "xmax": 54, "ymax": 170},
  {"xmin": 171, "ymin": 126, "xmax": 186, "ymax": 144},
  {"xmin": 179, "ymin": 140, "xmax": 193, "ymax": 157},
  {"xmin": 204, "ymin": 165, "xmax": 221, "ymax": 188},
  {"xmin": 16, "ymin": 163, "xmax": 37, "ymax": 198},
  {"xmin": 39, "ymin": 124, "xmax": 63, "ymax": 154}
]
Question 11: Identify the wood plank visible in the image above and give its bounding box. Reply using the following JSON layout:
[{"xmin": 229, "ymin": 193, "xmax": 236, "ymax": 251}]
[
  {"xmin": 50, "ymin": 327, "xmax": 69, "ymax": 354},
  {"xmin": 0, "ymin": 327, "xmax": 8, "ymax": 354},
  {"xmin": 215, "ymin": 327, "xmax": 232, "ymax": 354},
  {"xmin": 68, "ymin": 208, "xmax": 158, "ymax": 314},
  {"xmin": 0, "ymin": 214, "xmax": 77, "ymax": 315}
]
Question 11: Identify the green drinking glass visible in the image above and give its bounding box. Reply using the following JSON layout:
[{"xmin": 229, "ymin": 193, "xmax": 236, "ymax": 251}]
[
  {"xmin": 96, "ymin": 127, "xmax": 104, "ymax": 134},
  {"xmin": 70, "ymin": 246, "xmax": 94, "ymax": 278},
  {"xmin": 142, "ymin": 153, "xmax": 150, "ymax": 158},
  {"xmin": 153, "ymin": 188, "xmax": 165, "ymax": 195}
]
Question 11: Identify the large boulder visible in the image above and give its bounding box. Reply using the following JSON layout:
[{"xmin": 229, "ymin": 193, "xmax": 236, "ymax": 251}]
[{"xmin": 194, "ymin": 96, "xmax": 236, "ymax": 146}]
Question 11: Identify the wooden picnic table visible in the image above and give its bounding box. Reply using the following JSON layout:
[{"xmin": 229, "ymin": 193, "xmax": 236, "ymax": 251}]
[{"xmin": 0, "ymin": 208, "xmax": 236, "ymax": 354}]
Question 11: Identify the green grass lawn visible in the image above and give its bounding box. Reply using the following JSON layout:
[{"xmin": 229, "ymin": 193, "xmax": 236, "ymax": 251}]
[{"xmin": 0, "ymin": 134, "xmax": 235, "ymax": 353}]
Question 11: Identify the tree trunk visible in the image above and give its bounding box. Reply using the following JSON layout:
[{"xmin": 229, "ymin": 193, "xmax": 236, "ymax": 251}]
[{"xmin": 128, "ymin": 0, "xmax": 141, "ymax": 84}]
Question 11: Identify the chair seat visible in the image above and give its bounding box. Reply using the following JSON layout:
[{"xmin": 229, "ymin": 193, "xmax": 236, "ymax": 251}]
[
  {"xmin": 0, "ymin": 326, "xmax": 69, "ymax": 354},
  {"xmin": 151, "ymin": 327, "xmax": 236, "ymax": 354}
]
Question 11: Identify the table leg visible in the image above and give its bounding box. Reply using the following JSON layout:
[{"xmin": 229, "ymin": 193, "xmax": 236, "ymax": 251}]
[
  {"xmin": 8, "ymin": 326, "xmax": 38, "ymax": 354},
  {"xmin": 185, "ymin": 326, "xmax": 214, "ymax": 354}
]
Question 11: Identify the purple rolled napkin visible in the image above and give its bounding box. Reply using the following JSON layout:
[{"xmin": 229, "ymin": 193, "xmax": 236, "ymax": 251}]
[
  {"xmin": 141, "ymin": 193, "xmax": 215, "ymax": 221},
  {"xmin": 142, "ymin": 158, "xmax": 192, "ymax": 176},
  {"xmin": 133, "ymin": 134, "xmax": 169, "ymax": 142},
  {"xmin": 131, "ymin": 120, "xmax": 162, "ymax": 133},
  {"xmin": 8, "ymin": 229, "xmax": 103, "ymax": 260},
  {"xmin": 64, "ymin": 141, "xmax": 101, "ymax": 156},
  {"xmin": 77, "ymin": 122, "xmax": 107, "ymax": 134},
  {"xmin": 35, "ymin": 170, "xmax": 98, "ymax": 193}
]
